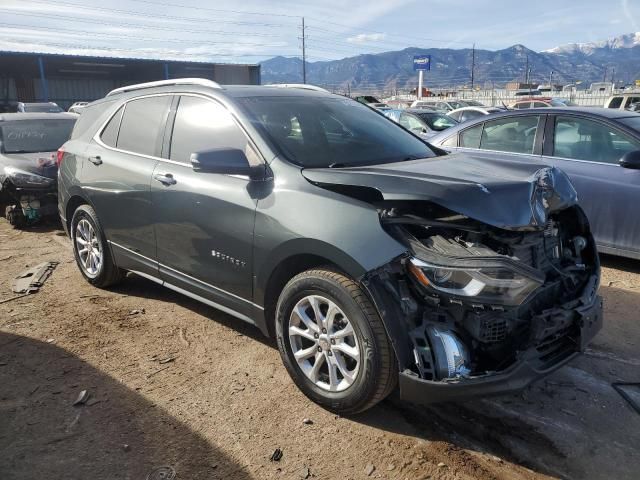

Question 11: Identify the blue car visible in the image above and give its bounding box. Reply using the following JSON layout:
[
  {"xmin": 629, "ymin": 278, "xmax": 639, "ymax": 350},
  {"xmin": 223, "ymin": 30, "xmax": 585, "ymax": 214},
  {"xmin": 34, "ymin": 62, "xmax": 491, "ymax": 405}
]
[{"xmin": 428, "ymin": 107, "xmax": 640, "ymax": 259}]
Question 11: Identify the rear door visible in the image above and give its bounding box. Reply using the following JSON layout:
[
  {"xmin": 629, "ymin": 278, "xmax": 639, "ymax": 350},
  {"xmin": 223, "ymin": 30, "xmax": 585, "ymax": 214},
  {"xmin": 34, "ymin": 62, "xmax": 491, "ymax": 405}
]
[
  {"xmin": 151, "ymin": 94, "xmax": 260, "ymax": 322},
  {"xmin": 83, "ymin": 94, "xmax": 172, "ymax": 276},
  {"xmin": 542, "ymin": 114, "xmax": 640, "ymax": 255}
]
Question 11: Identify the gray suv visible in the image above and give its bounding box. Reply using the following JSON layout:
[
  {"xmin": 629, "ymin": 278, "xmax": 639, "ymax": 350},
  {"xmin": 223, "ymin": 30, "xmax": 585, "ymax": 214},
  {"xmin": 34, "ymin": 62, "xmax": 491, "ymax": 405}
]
[{"xmin": 58, "ymin": 79, "xmax": 603, "ymax": 413}]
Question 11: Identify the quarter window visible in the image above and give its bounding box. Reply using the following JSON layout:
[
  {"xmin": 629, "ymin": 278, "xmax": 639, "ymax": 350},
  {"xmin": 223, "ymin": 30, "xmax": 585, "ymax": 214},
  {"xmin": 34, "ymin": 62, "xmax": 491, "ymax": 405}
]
[
  {"xmin": 169, "ymin": 96, "xmax": 249, "ymax": 164},
  {"xmin": 117, "ymin": 96, "xmax": 172, "ymax": 156},
  {"xmin": 553, "ymin": 116, "xmax": 640, "ymax": 164},
  {"xmin": 100, "ymin": 106, "xmax": 124, "ymax": 148},
  {"xmin": 624, "ymin": 96, "xmax": 640, "ymax": 108},
  {"xmin": 479, "ymin": 116, "xmax": 539, "ymax": 154}
]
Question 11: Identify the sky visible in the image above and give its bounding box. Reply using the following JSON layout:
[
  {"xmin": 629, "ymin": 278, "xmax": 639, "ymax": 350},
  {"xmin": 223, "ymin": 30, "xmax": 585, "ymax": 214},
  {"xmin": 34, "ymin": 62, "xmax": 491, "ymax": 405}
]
[{"xmin": 1, "ymin": 0, "xmax": 640, "ymax": 63}]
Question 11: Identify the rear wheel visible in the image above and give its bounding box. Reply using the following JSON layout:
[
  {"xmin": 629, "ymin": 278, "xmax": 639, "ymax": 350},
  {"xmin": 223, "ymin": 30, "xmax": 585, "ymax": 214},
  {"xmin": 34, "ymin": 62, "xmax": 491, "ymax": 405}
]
[
  {"xmin": 275, "ymin": 268, "xmax": 397, "ymax": 414},
  {"xmin": 71, "ymin": 204, "xmax": 123, "ymax": 287}
]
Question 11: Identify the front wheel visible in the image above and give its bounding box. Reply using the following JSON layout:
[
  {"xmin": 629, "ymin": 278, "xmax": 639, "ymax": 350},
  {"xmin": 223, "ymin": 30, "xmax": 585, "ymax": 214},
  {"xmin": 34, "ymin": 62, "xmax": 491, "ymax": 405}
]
[{"xmin": 275, "ymin": 268, "xmax": 397, "ymax": 414}]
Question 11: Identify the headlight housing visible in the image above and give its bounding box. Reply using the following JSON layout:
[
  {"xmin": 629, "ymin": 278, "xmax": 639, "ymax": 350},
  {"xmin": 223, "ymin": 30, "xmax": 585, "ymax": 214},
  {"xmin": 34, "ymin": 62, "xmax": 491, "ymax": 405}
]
[
  {"xmin": 408, "ymin": 257, "xmax": 543, "ymax": 306},
  {"xmin": 4, "ymin": 167, "xmax": 55, "ymax": 188}
]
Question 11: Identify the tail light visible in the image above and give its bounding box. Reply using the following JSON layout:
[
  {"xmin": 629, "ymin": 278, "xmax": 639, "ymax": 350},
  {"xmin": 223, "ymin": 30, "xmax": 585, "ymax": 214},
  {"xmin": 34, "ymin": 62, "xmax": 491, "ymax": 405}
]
[{"xmin": 56, "ymin": 146, "xmax": 65, "ymax": 167}]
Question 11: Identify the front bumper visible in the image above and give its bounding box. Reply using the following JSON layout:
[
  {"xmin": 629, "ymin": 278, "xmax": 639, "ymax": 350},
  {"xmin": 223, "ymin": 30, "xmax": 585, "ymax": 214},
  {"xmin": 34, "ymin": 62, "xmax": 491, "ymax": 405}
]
[{"xmin": 399, "ymin": 293, "xmax": 603, "ymax": 404}]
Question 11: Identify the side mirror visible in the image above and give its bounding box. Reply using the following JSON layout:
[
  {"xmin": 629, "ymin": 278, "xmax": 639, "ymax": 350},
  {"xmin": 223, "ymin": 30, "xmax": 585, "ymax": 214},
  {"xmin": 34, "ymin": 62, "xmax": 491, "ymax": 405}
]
[
  {"xmin": 619, "ymin": 150, "xmax": 640, "ymax": 169},
  {"xmin": 191, "ymin": 148, "xmax": 265, "ymax": 180}
]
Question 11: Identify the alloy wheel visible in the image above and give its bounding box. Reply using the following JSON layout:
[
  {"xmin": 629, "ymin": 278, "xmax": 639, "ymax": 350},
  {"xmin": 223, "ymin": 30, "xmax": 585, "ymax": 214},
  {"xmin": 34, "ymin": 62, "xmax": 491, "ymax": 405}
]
[
  {"xmin": 288, "ymin": 294, "xmax": 360, "ymax": 392},
  {"xmin": 75, "ymin": 218, "xmax": 103, "ymax": 277}
]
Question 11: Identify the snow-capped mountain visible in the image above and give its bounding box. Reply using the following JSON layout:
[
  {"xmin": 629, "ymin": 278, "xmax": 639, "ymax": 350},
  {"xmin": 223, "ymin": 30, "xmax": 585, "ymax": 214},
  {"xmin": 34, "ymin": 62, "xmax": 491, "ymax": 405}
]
[{"xmin": 544, "ymin": 32, "xmax": 640, "ymax": 54}]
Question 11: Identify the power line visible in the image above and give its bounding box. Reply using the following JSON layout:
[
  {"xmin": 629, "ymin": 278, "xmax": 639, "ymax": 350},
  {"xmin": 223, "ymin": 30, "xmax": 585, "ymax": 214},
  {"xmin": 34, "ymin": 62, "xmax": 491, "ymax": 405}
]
[{"xmin": 20, "ymin": 0, "xmax": 296, "ymax": 28}]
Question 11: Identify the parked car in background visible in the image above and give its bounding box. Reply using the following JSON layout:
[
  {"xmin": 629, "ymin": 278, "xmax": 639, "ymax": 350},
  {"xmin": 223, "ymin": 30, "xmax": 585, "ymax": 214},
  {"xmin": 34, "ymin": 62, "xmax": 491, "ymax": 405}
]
[
  {"xmin": 17, "ymin": 102, "xmax": 63, "ymax": 113},
  {"xmin": 58, "ymin": 79, "xmax": 601, "ymax": 413},
  {"xmin": 604, "ymin": 92, "xmax": 640, "ymax": 110},
  {"xmin": 0, "ymin": 113, "xmax": 76, "ymax": 226},
  {"xmin": 429, "ymin": 107, "xmax": 640, "ymax": 259},
  {"xmin": 509, "ymin": 98, "xmax": 575, "ymax": 109},
  {"xmin": 355, "ymin": 95, "xmax": 390, "ymax": 110},
  {"xmin": 448, "ymin": 106, "xmax": 506, "ymax": 123},
  {"xmin": 384, "ymin": 108, "xmax": 458, "ymax": 139},
  {"xmin": 68, "ymin": 101, "xmax": 89, "ymax": 114},
  {"xmin": 410, "ymin": 99, "xmax": 484, "ymax": 112}
]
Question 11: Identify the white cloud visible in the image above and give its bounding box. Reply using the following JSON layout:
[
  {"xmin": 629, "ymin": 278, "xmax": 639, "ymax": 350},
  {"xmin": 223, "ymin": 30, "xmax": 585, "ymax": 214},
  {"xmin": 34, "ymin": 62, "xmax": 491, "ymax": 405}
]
[{"xmin": 346, "ymin": 33, "xmax": 387, "ymax": 44}]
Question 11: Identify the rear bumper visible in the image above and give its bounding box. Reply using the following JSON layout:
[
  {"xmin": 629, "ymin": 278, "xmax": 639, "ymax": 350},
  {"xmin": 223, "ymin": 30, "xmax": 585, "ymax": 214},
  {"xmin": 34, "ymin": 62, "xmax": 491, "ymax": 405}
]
[{"xmin": 399, "ymin": 294, "xmax": 603, "ymax": 404}]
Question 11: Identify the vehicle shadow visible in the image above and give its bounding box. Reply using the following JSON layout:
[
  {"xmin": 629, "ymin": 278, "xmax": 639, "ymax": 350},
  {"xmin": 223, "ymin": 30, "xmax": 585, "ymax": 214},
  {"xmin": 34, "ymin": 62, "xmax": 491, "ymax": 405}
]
[
  {"xmin": 0, "ymin": 331, "xmax": 251, "ymax": 479},
  {"xmin": 600, "ymin": 253, "xmax": 640, "ymax": 274},
  {"xmin": 110, "ymin": 273, "xmax": 276, "ymax": 349}
]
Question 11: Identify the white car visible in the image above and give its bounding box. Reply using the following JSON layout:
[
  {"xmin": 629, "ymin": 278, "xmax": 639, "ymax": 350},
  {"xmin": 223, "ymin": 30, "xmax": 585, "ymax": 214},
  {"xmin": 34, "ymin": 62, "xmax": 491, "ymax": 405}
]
[
  {"xmin": 410, "ymin": 99, "xmax": 485, "ymax": 112},
  {"xmin": 604, "ymin": 93, "xmax": 640, "ymax": 111},
  {"xmin": 448, "ymin": 106, "xmax": 507, "ymax": 123}
]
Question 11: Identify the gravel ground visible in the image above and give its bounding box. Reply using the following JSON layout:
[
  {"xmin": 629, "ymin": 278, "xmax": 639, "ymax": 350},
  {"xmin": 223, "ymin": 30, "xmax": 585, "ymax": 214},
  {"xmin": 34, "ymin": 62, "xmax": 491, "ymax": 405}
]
[{"xmin": 0, "ymin": 217, "xmax": 638, "ymax": 480}]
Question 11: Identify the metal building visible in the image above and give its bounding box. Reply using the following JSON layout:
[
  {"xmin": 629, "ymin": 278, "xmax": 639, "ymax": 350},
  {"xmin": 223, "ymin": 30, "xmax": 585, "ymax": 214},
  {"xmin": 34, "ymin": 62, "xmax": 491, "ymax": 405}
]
[{"xmin": 0, "ymin": 51, "xmax": 261, "ymax": 111}]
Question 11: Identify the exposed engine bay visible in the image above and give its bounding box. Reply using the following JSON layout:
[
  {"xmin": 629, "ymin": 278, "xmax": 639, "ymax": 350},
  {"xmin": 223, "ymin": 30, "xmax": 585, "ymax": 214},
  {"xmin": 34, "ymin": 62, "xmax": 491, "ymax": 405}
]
[{"xmin": 369, "ymin": 201, "xmax": 600, "ymax": 384}]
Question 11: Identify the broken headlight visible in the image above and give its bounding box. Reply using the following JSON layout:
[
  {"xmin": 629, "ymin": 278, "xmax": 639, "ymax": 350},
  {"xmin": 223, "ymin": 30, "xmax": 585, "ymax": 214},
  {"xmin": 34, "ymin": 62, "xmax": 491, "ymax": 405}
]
[
  {"xmin": 4, "ymin": 167, "xmax": 55, "ymax": 188},
  {"xmin": 408, "ymin": 257, "xmax": 542, "ymax": 306}
]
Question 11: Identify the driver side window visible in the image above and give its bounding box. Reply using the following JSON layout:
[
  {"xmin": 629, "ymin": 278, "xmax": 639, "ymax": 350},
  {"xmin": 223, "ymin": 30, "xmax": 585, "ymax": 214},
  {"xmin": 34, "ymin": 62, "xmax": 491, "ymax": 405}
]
[{"xmin": 553, "ymin": 116, "xmax": 640, "ymax": 164}]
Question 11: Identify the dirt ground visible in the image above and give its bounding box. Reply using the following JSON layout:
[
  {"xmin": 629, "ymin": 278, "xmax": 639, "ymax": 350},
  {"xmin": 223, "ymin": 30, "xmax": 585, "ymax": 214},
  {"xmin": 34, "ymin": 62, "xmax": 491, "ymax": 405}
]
[{"xmin": 0, "ymin": 217, "xmax": 638, "ymax": 480}]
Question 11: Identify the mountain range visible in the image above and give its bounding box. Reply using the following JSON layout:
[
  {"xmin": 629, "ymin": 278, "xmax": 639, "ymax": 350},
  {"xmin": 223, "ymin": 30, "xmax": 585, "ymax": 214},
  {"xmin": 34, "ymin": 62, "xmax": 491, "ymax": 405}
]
[{"xmin": 260, "ymin": 33, "xmax": 640, "ymax": 92}]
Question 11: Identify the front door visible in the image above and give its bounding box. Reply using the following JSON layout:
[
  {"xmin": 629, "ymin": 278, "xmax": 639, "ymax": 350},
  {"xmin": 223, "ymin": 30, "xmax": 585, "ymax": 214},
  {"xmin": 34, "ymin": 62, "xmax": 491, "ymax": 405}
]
[
  {"xmin": 151, "ymin": 94, "xmax": 259, "ymax": 321},
  {"xmin": 542, "ymin": 114, "xmax": 640, "ymax": 256}
]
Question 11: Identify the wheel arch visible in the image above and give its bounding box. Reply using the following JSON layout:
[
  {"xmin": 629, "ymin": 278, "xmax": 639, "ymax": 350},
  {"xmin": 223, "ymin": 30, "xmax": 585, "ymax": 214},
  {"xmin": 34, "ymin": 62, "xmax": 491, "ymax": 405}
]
[{"xmin": 256, "ymin": 239, "xmax": 373, "ymax": 338}]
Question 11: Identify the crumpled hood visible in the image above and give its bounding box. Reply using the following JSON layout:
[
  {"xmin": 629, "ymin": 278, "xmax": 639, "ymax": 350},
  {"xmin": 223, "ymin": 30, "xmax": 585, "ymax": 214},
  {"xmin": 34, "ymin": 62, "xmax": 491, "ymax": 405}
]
[
  {"xmin": 301, "ymin": 151, "xmax": 578, "ymax": 230},
  {"xmin": 0, "ymin": 151, "xmax": 58, "ymax": 182}
]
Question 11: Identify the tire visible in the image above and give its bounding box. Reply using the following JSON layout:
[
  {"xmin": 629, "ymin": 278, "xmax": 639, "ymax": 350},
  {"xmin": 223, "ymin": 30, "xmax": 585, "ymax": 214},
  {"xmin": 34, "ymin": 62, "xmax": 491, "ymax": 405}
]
[
  {"xmin": 275, "ymin": 268, "xmax": 397, "ymax": 414},
  {"xmin": 70, "ymin": 204, "xmax": 123, "ymax": 288},
  {"xmin": 5, "ymin": 205, "xmax": 26, "ymax": 229}
]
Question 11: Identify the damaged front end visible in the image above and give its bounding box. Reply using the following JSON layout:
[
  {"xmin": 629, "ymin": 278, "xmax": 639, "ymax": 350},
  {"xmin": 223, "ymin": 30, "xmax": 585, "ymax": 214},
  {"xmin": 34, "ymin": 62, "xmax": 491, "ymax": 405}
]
[
  {"xmin": 363, "ymin": 196, "xmax": 602, "ymax": 404},
  {"xmin": 1, "ymin": 164, "xmax": 58, "ymax": 228}
]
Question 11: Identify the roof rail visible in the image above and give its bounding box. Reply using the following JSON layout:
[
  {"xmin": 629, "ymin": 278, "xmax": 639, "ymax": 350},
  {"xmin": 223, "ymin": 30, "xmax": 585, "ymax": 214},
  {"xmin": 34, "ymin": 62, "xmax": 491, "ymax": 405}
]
[
  {"xmin": 106, "ymin": 78, "xmax": 221, "ymax": 97},
  {"xmin": 265, "ymin": 83, "xmax": 330, "ymax": 93}
]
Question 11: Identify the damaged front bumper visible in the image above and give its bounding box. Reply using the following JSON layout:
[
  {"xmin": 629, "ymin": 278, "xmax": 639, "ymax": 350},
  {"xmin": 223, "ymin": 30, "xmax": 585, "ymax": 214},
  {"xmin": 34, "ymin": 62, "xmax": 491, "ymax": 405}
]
[{"xmin": 398, "ymin": 289, "xmax": 603, "ymax": 404}]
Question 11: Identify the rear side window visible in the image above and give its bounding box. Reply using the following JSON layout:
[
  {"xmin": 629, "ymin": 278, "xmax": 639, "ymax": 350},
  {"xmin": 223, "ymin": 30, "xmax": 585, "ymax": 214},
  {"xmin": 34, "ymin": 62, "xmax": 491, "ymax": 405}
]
[
  {"xmin": 117, "ymin": 96, "xmax": 172, "ymax": 156},
  {"xmin": 100, "ymin": 106, "xmax": 124, "ymax": 148},
  {"xmin": 479, "ymin": 116, "xmax": 540, "ymax": 154},
  {"xmin": 460, "ymin": 124, "xmax": 483, "ymax": 148},
  {"xmin": 624, "ymin": 96, "xmax": 640, "ymax": 108},
  {"xmin": 169, "ymin": 96, "xmax": 249, "ymax": 164}
]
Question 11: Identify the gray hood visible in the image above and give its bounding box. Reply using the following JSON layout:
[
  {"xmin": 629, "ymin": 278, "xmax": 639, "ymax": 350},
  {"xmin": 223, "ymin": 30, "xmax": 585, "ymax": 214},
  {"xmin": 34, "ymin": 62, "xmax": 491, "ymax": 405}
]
[{"xmin": 301, "ymin": 152, "xmax": 578, "ymax": 230}]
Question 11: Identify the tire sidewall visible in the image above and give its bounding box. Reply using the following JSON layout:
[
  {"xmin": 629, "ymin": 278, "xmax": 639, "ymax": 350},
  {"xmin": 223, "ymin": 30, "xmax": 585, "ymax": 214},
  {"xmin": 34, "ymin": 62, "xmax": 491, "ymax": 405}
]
[
  {"xmin": 71, "ymin": 205, "xmax": 108, "ymax": 285},
  {"xmin": 276, "ymin": 274, "xmax": 382, "ymax": 411}
]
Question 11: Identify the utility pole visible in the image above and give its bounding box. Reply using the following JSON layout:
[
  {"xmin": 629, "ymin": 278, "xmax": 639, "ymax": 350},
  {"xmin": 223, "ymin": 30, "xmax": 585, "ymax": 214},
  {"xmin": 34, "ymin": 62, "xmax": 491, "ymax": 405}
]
[
  {"xmin": 524, "ymin": 55, "xmax": 529, "ymax": 84},
  {"xmin": 301, "ymin": 17, "xmax": 307, "ymax": 84},
  {"xmin": 470, "ymin": 43, "xmax": 475, "ymax": 90},
  {"xmin": 549, "ymin": 71, "xmax": 553, "ymax": 92},
  {"xmin": 602, "ymin": 66, "xmax": 607, "ymax": 83},
  {"xmin": 612, "ymin": 67, "xmax": 616, "ymax": 88}
]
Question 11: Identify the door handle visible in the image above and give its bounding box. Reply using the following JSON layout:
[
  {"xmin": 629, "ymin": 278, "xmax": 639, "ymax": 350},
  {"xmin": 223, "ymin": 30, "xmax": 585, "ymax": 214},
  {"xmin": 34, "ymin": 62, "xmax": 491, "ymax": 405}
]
[
  {"xmin": 88, "ymin": 155, "xmax": 102, "ymax": 166},
  {"xmin": 154, "ymin": 173, "xmax": 177, "ymax": 186}
]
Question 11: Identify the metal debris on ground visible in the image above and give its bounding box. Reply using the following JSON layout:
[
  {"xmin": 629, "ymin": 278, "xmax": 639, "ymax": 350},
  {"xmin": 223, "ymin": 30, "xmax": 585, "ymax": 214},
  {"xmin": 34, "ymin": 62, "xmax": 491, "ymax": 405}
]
[
  {"xmin": 612, "ymin": 383, "xmax": 640, "ymax": 414},
  {"xmin": 145, "ymin": 466, "xmax": 176, "ymax": 480},
  {"xmin": 302, "ymin": 418, "xmax": 313, "ymax": 425},
  {"xmin": 159, "ymin": 356, "xmax": 175, "ymax": 365},
  {"xmin": 270, "ymin": 448, "xmax": 283, "ymax": 462},
  {"xmin": 128, "ymin": 308, "xmax": 145, "ymax": 315},
  {"xmin": 11, "ymin": 261, "xmax": 58, "ymax": 294},
  {"xmin": 72, "ymin": 389, "xmax": 90, "ymax": 406}
]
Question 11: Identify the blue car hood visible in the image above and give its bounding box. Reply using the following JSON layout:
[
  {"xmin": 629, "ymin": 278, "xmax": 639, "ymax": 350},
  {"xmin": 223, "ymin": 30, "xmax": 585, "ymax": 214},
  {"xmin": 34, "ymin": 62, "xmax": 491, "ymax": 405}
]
[{"xmin": 302, "ymin": 152, "xmax": 578, "ymax": 231}]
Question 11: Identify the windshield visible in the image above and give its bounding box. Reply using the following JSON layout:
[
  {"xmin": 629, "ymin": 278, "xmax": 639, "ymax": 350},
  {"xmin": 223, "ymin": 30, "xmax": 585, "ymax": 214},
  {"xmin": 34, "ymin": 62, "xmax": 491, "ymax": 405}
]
[
  {"xmin": 237, "ymin": 96, "xmax": 436, "ymax": 168},
  {"xmin": 618, "ymin": 116, "xmax": 640, "ymax": 131},
  {"xmin": 414, "ymin": 112, "xmax": 458, "ymax": 131},
  {"xmin": 0, "ymin": 119, "xmax": 75, "ymax": 153},
  {"xmin": 22, "ymin": 104, "xmax": 63, "ymax": 113},
  {"xmin": 465, "ymin": 100, "xmax": 484, "ymax": 107}
]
